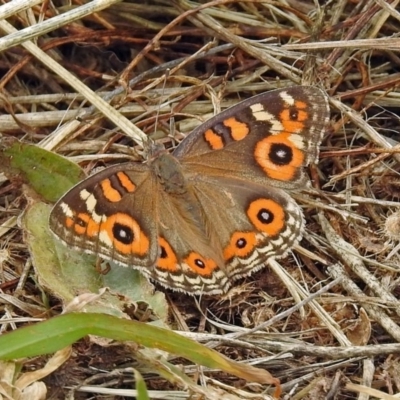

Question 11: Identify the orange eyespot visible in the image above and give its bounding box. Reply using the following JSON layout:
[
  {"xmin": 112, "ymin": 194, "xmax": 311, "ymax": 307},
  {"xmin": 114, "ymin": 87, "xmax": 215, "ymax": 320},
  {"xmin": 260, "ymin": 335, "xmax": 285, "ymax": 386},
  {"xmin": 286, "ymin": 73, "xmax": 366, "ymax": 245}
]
[
  {"xmin": 184, "ymin": 252, "xmax": 218, "ymax": 276},
  {"xmin": 156, "ymin": 237, "xmax": 179, "ymax": 272},
  {"xmin": 100, "ymin": 213, "xmax": 149, "ymax": 256},
  {"xmin": 247, "ymin": 199, "xmax": 285, "ymax": 236},
  {"xmin": 224, "ymin": 231, "xmax": 257, "ymax": 261},
  {"xmin": 254, "ymin": 133, "xmax": 304, "ymax": 181},
  {"xmin": 280, "ymin": 100, "xmax": 308, "ymax": 133},
  {"xmin": 72, "ymin": 213, "xmax": 100, "ymax": 236}
]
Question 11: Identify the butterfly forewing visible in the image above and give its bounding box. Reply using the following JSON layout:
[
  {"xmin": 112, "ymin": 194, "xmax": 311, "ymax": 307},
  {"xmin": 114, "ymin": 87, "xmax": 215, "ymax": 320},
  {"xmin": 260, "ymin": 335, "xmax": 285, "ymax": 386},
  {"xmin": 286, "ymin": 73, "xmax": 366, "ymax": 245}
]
[
  {"xmin": 49, "ymin": 163, "xmax": 160, "ymax": 268},
  {"xmin": 174, "ymin": 86, "xmax": 329, "ymax": 189}
]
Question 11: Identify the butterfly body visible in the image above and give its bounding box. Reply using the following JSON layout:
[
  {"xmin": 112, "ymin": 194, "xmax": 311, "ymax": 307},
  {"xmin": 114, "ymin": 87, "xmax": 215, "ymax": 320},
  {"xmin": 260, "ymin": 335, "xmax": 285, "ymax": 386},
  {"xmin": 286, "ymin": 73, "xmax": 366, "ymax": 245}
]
[{"xmin": 49, "ymin": 86, "xmax": 330, "ymax": 295}]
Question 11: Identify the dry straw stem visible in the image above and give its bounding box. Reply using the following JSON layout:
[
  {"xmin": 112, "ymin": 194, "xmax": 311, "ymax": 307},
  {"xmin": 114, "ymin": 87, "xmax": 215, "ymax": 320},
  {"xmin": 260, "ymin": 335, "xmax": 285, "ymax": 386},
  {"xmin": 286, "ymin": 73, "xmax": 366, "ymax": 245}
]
[
  {"xmin": 0, "ymin": 21, "xmax": 148, "ymax": 148},
  {"xmin": 329, "ymin": 97, "xmax": 400, "ymax": 165},
  {"xmin": 346, "ymin": 382, "xmax": 400, "ymax": 400},
  {"xmin": 0, "ymin": 0, "xmax": 122, "ymax": 52},
  {"xmin": 284, "ymin": 37, "xmax": 400, "ymax": 51},
  {"xmin": 267, "ymin": 261, "xmax": 351, "ymax": 345},
  {"xmin": 322, "ymin": 215, "xmax": 400, "ymax": 342},
  {"xmin": 182, "ymin": 326, "xmax": 400, "ymax": 359},
  {"xmin": 0, "ymin": 0, "xmax": 43, "ymax": 22}
]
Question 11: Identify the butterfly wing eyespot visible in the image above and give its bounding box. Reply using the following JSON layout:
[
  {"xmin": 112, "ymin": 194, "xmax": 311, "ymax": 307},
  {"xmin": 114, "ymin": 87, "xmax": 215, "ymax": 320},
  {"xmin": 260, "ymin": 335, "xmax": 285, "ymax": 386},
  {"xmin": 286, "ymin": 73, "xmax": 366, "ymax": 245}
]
[
  {"xmin": 279, "ymin": 100, "xmax": 308, "ymax": 133},
  {"xmin": 223, "ymin": 232, "xmax": 258, "ymax": 261},
  {"xmin": 72, "ymin": 212, "xmax": 100, "ymax": 237},
  {"xmin": 99, "ymin": 212, "xmax": 150, "ymax": 257},
  {"xmin": 246, "ymin": 198, "xmax": 286, "ymax": 236},
  {"xmin": 183, "ymin": 252, "xmax": 218, "ymax": 276},
  {"xmin": 156, "ymin": 237, "xmax": 179, "ymax": 272},
  {"xmin": 254, "ymin": 133, "xmax": 305, "ymax": 181}
]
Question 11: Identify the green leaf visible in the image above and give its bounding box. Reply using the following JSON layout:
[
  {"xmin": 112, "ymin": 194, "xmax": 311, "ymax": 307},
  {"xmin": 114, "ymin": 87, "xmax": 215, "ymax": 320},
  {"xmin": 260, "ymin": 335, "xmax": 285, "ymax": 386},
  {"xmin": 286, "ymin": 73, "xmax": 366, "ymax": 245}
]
[
  {"xmin": 0, "ymin": 140, "xmax": 85, "ymax": 202},
  {"xmin": 0, "ymin": 313, "xmax": 278, "ymax": 386},
  {"xmin": 134, "ymin": 369, "xmax": 150, "ymax": 400}
]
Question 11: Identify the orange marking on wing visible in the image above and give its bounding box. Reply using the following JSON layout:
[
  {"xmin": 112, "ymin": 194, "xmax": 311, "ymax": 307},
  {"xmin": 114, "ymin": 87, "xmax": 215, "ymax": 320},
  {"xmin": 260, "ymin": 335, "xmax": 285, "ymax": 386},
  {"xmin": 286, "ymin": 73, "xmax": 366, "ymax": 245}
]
[
  {"xmin": 223, "ymin": 117, "xmax": 249, "ymax": 141},
  {"xmin": 73, "ymin": 213, "xmax": 90, "ymax": 235},
  {"xmin": 254, "ymin": 133, "xmax": 304, "ymax": 181},
  {"xmin": 247, "ymin": 199, "xmax": 285, "ymax": 236},
  {"xmin": 280, "ymin": 100, "xmax": 308, "ymax": 133},
  {"xmin": 184, "ymin": 252, "xmax": 218, "ymax": 276},
  {"xmin": 65, "ymin": 217, "xmax": 74, "ymax": 228},
  {"xmin": 101, "ymin": 179, "xmax": 122, "ymax": 203},
  {"xmin": 86, "ymin": 217, "xmax": 100, "ymax": 237},
  {"xmin": 73, "ymin": 213, "xmax": 99, "ymax": 237},
  {"xmin": 224, "ymin": 231, "xmax": 257, "ymax": 261},
  {"xmin": 204, "ymin": 129, "xmax": 224, "ymax": 150},
  {"xmin": 295, "ymin": 100, "xmax": 307, "ymax": 110},
  {"xmin": 117, "ymin": 172, "xmax": 136, "ymax": 193},
  {"xmin": 100, "ymin": 213, "xmax": 149, "ymax": 256},
  {"xmin": 156, "ymin": 237, "xmax": 179, "ymax": 272}
]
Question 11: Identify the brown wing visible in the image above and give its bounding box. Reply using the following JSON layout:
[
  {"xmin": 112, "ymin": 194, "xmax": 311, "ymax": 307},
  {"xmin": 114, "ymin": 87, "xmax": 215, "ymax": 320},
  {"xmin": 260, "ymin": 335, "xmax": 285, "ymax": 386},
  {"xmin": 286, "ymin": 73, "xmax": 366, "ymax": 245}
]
[
  {"xmin": 49, "ymin": 163, "xmax": 160, "ymax": 269},
  {"xmin": 149, "ymin": 176, "xmax": 303, "ymax": 295},
  {"xmin": 174, "ymin": 86, "xmax": 329, "ymax": 189}
]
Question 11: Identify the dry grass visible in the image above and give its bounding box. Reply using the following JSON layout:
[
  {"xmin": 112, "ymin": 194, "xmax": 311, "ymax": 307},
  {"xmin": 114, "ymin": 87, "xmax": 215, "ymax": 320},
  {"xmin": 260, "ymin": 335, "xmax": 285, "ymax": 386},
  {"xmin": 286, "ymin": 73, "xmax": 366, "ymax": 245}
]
[{"xmin": 1, "ymin": 0, "xmax": 400, "ymax": 398}]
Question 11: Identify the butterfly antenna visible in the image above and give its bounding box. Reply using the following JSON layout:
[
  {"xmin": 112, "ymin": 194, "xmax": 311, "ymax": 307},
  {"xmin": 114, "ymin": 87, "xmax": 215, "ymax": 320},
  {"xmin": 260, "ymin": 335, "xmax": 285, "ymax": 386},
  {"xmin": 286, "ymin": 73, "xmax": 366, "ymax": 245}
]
[
  {"xmin": 149, "ymin": 69, "xmax": 170, "ymax": 156},
  {"xmin": 154, "ymin": 69, "xmax": 170, "ymax": 136}
]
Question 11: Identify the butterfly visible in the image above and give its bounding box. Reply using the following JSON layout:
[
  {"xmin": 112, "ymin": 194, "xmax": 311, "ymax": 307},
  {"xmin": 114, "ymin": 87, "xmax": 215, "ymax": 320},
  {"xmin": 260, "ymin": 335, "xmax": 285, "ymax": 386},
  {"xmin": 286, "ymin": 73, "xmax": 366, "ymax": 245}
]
[{"xmin": 49, "ymin": 86, "xmax": 330, "ymax": 295}]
